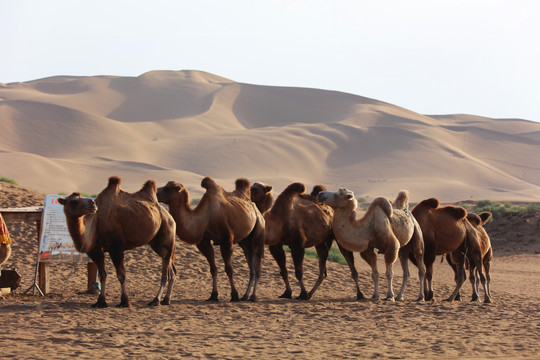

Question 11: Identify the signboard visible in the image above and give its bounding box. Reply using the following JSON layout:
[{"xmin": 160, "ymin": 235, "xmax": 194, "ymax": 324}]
[{"xmin": 38, "ymin": 194, "xmax": 90, "ymax": 262}]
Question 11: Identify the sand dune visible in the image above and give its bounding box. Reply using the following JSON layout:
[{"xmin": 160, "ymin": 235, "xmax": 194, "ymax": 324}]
[{"xmin": 1, "ymin": 70, "xmax": 539, "ymax": 201}]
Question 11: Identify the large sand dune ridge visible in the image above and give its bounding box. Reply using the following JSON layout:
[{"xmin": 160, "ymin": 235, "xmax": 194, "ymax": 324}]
[{"xmin": 1, "ymin": 70, "xmax": 539, "ymax": 201}]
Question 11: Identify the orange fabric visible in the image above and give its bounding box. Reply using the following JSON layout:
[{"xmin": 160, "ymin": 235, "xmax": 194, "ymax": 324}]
[{"xmin": 0, "ymin": 213, "xmax": 12, "ymax": 245}]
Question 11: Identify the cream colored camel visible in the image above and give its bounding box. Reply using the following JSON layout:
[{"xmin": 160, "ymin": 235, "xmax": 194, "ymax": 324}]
[
  {"xmin": 58, "ymin": 177, "xmax": 177, "ymax": 308},
  {"xmin": 157, "ymin": 177, "xmax": 265, "ymax": 301},
  {"xmin": 317, "ymin": 188, "xmax": 425, "ymax": 301}
]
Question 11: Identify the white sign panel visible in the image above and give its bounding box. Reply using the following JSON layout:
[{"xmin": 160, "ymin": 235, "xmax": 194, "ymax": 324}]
[{"xmin": 38, "ymin": 194, "xmax": 89, "ymax": 262}]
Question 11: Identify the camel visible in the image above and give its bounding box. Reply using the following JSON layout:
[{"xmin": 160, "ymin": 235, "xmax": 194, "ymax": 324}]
[
  {"xmin": 446, "ymin": 212, "xmax": 493, "ymax": 303},
  {"xmin": 411, "ymin": 197, "xmax": 490, "ymax": 302},
  {"xmin": 157, "ymin": 177, "xmax": 265, "ymax": 302},
  {"xmin": 252, "ymin": 182, "xmax": 364, "ymax": 300},
  {"xmin": 58, "ymin": 176, "xmax": 177, "ymax": 308},
  {"xmin": 317, "ymin": 188, "xmax": 426, "ymax": 301}
]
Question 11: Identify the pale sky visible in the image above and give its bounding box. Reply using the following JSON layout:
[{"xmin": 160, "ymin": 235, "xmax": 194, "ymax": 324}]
[{"xmin": 2, "ymin": 0, "xmax": 539, "ymax": 121}]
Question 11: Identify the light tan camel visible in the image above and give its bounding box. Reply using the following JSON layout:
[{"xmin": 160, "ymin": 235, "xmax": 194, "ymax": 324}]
[
  {"xmin": 317, "ymin": 188, "xmax": 426, "ymax": 301},
  {"xmin": 58, "ymin": 176, "xmax": 177, "ymax": 308},
  {"xmin": 157, "ymin": 177, "xmax": 265, "ymax": 301},
  {"xmin": 252, "ymin": 182, "xmax": 364, "ymax": 300},
  {"xmin": 446, "ymin": 212, "xmax": 493, "ymax": 303}
]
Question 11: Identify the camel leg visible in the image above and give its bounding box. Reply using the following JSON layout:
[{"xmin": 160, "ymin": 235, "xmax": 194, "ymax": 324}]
[
  {"xmin": 109, "ymin": 244, "xmax": 130, "ymax": 308},
  {"xmin": 396, "ymin": 248, "xmax": 410, "ymax": 301},
  {"xmin": 422, "ymin": 246, "xmax": 436, "ymax": 301},
  {"xmin": 469, "ymin": 264, "xmax": 480, "ymax": 302},
  {"xmin": 148, "ymin": 237, "xmax": 176, "ymax": 306},
  {"xmin": 383, "ymin": 239, "xmax": 399, "ymax": 301},
  {"xmin": 247, "ymin": 229, "xmax": 264, "ymax": 302},
  {"xmin": 220, "ymin": 240, "xmax": 239, "ymax": 302},
  {"xmin": 87, "ymin": 248, "xmax": 108, "ymax": 308},
  {"xmin": 307, "ymin": 240, "xmax": 331, "ymax": 300},
  {"xmin": 197, "ymin": 239, "xmax": 219, "ymax": 301},
  {"xmin": 404, "ymin": 227, "xmax": 426, "ymax": 301},
  {"xmin": 337, "ymin": 243, "xmax": 364, "ymax": 300},
  {"xmin": 445, "ymin": 253, "xmax": 467, "ymax": 302},
  {"xmin": 360, "ymin": 248, "xmax": 380, "ymax": 301},
  {"xmin": 483, "ymin": 248, "xmax": 493, "ymax": 303},
  {"xmin": 290, "ymin": 243, "xmax": 308, "ymax": 300},
  {"xmin": 269, "ymin": 245, "xmax": 292, "ymax": 299},
  {"xmin": 239, "ymin": 240, "xmax": 254, "ymax": 301}
]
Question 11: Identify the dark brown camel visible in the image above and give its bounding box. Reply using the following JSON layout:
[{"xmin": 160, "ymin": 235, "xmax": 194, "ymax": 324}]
[
  {"xmin": 446, "ymin": 212, "xmax": 493, "ymax": 303},
  {"xmin": 253, "ymin": 182, "xmax": 364, "ymax": 300},
  {"xmin": 58, "ymin": 176, "xmax": 177, "ymax": 308},
  {"xmin": 411, "ymin": 198, "xmax": 489, "ymax": 302},
  {"xmin": 157, "ymin": 177, "xmax": 265, "ymax": 301}
]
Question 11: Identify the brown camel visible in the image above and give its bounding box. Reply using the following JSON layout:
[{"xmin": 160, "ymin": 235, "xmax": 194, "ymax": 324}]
[
  {"xmin": 411, "ymin": 197, "xmax": 490, "ymax": 302},
  {"xmin": 446, "ymin": 212, "xmax": 493, "ymax": 303},
  {"xmin": 58, "ymin": 176, "xmax": 177, "ymax": 308},
  {"xmin": 317, "ymin": 188, "xmax": 426, "ymax": 301},
  {"xmin": 157, "ymin": 177, "xmax": 265, "ymax": 301},
  {"xmin": 252, "ymin": 182, "xmax": 364, "ymax": 300}
]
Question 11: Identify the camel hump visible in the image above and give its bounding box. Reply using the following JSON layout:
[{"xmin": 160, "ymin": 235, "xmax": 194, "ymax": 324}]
[
  {"xmin": 418, "ymin": 197, "xmax": 440, "ymax": 209},
  {"xmin": 371, "ymin": 196, "xmax": 393, "ymax": 218},
  {"xmin": 201, "ymin": 176, "xmax": 218, "ymax": 190},
  {"xmin": 479, "ymin": 211, "xmax": 492, "ymax": 225},
  {"xmin": 235, "ymin": 178, "xmax": 251, "ymax": 196},
  {"xmin": 139, "ymin": 179, "xmax": 157, "ymax": 200},
  {"xmin": 310, "ymin": 184, "xmax": 327, "ymax": 198},
  {"xmin": 283, "ymin": 182, "xmax": 306, "ymax": 195},
  {"xmin": 394, "ymin": 190, "xmax": 409, "ymax": 210},
  {"xmin": 467, "ymin": 212, "xmax": 482, "ymax": 226},
  {"xmin": 443, "ymin": 205, "xmax": 467, "ymax": 220},
  {"xmin": 107, "ymin": 176, "xmax": 121, "ymax": 189}
]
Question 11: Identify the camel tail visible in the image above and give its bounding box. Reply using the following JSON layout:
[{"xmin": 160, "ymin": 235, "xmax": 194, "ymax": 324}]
[
  {"xmin": 372, "ymin": 197, "xmax": 393, "ymax": 218},
  {"xmin": 235, "ymin": 178, "xmax": 251, "ymax": 197},
  {"xmin": 394, "ymin": 190, "xmax": 409, "ymax": 210},
  {"xmin": 310, "ymin": 184, "xmax": 327, "ymax": 198}
]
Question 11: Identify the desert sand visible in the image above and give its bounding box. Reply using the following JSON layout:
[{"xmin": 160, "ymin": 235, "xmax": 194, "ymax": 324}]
[
  {"xmin": 1, "ymin": 181, "xmax": 540, "ymax": 359},
  {"xmin": 1, "ymin": 70, "xmax": 540, "ymax": 202}
]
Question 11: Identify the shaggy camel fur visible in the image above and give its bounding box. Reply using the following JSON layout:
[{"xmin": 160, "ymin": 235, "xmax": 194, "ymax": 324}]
[
  {"xmin": 446, "ymin": 212, "xmax": 493, "ymax": 303},
  {"xmin": 317, "ymin": 189, "xmax": 426, "ymax": 301},
  {"xmin": 252, "ymin": 182, "xmax": 364, "ymax": 300},
  {"xmin": 58, "ymin": 177, "xmax": 177, "ymax": 308},
  {"xmin": 157, "ymin": 177, "xmax": 265, "ymax": 301}
]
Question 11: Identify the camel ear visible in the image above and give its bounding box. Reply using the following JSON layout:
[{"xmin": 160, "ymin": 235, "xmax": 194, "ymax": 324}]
[
  {"xmin": 173, "ymin": 183, "xmax": 182, "ymax": 192},
  {"xmin": 264, "ymin": 185, "xmax": 272, "ymax": 193},
  {"xmin": 346, "ymin": 194, "xmax": 354, "ymax": 200},
  {"xmin": 58, "ymin": 198, "xmax": 66, "ymax": 205}
]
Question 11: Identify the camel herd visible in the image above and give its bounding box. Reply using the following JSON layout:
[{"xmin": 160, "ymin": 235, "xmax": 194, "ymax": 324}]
[{"xmin": 58, "ymin": 176, "xmax": 493, "ymax": 308}]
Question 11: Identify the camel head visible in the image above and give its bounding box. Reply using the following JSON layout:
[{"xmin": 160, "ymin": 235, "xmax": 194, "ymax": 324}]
[
  {"xmin": 58, "ymin": 193, "xmax": 98, "ymax": 217},
  {"xmin": 316, "ymin": 188, "xmax": 358, "ymax": 211},
  {"xmin": 156, "ymin": 181, "xmax": 185, "ymax": 204},
  {"xmin": 250, "ymin": 182, "xmax": 273, "ymax": 204}
]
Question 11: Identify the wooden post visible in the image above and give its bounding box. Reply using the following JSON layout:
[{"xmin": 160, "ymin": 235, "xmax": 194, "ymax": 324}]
[
  {"xmin": 38, "ymin": 262, "xmax": 50, "ymax": 295},
  {"xmin": 87, "ymin": 262, "xmax": 98, "ymax": 291}
]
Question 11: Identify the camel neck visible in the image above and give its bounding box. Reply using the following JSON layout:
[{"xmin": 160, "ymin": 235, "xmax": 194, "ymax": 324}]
[{"xmin": 169, "ymin": 193, "xmax": 208, "ymax": 244}]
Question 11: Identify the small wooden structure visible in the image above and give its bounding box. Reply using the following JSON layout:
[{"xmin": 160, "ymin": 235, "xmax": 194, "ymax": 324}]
[{"xmin": 0, "ymin": 206, "xmax": 97, "ymax": 295}]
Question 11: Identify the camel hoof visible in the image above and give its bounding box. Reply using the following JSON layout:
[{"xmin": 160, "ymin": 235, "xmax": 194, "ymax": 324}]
[
  {"xmin": 383, "ymin": 296, "xmax": 395, "ymax": 302},
  {"xmin": 416, "ymin": 296, "xmax": 425, "ymax": 302},
  {"xmin": 278, "ymin": 290, "xmax": 292, "ymax": 299},
  {"xmin": 395, "ymin": 295, "xmax": 404, "ymax": 301},
  {"xmin": 249, "ymin": 294, "xmax": 257, "ymax": 302},
  {"xmin": 483, "ymin": 298, "xmax": 494, "ymax": 304},
  {"xmin": 207, "ymin": 292, "xmax": 219, "ymax": 302},
  {"xmin": 116, "ymin": 302, "xmax": 131, "ymax": 308},
  {"xmin": 148, "ymin": 298, "xmax": 160, "ymax": 306},
  {"xmin": 240, "ymin": 295, "xmax": 249, "ymax": 301},
  {"xmin": 91, "ymin": 300, "xmax": 108, "ymax": 308},
  {"xmin": 296, "ymin": 291, "xmax": 309, "ymax": 300},
  {"xmin": 425, "ymin": 291, "xmax": 434, "ymax": 301},
  {"xmin": 230, "ymin": 292, "xmax": 240, "ymax": 302},
  {"xmin": 356, "ymin": 291, "xmax": 365, "ymax": 301},
  {"xmin": 160, "ymin": 296, "xmax": 171, "ymax": 305}
]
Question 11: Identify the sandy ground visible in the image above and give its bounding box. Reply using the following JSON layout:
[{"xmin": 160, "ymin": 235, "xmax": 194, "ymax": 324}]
[{"xmin": 1, "ymin": 182, "xmax": 540, "ymax": 359}]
